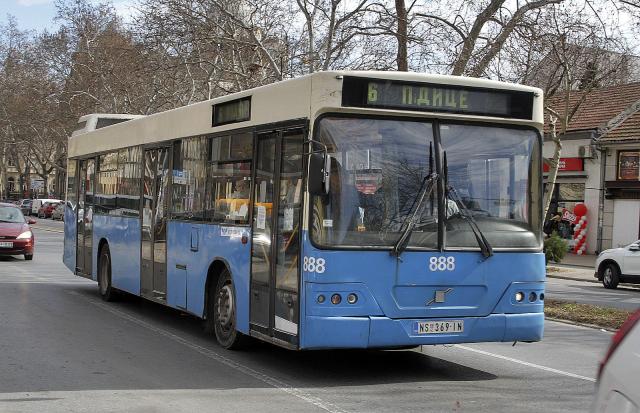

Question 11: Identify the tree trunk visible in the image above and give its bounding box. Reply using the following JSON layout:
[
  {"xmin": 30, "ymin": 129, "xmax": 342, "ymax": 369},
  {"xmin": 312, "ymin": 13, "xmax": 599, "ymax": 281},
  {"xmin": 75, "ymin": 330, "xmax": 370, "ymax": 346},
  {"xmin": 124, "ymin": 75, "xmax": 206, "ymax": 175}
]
[
  {"xmin": 543, "ymin": 115, "xmax": 562, "ymax": 218},
  {"xmin": 395, "ymin": 0, "xmax": 408, "ymax": 71}
]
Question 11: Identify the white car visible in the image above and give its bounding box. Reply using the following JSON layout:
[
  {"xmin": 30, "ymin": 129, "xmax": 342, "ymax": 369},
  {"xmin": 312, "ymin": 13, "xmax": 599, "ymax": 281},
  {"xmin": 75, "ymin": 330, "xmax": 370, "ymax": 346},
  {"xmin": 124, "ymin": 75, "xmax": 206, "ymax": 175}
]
[
  {"xmin": 595, "ymin": 240, "xmax": 640, "ymax": 289},
  {"xmin": 592, "ymin": 309, "xmax": 640, "ymax": 412}
]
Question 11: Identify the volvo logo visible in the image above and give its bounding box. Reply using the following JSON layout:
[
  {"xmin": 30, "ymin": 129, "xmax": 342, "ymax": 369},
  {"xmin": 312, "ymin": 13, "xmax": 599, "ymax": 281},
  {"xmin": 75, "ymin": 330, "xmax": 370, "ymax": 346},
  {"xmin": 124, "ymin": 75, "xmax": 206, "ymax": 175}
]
[{"xmin": 426, "ymin": 288, "xmax": 453, "ymax": 306}]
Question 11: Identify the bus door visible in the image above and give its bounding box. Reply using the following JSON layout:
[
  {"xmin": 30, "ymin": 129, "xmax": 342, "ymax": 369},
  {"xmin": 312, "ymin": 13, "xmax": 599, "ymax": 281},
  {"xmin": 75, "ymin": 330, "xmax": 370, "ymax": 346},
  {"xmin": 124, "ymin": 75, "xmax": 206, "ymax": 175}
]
[
  {"xmin": 76, "ymin": 158, "xmax": 95, "ymax": 277},
  {"xmin": 141, "ymin": 147, "xmax": 170, "ymax": 301},
  {"xmin": 250, "ymin": 127, "xmax": 304, "ymax": 346}
]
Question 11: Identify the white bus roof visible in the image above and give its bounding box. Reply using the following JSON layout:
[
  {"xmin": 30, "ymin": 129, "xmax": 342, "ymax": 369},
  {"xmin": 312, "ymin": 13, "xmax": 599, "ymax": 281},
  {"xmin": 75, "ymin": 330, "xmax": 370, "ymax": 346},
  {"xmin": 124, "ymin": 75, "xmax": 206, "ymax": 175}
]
[
  {"xmin": 71, "ymin": 113, "xmax": 146, "ymax": 137},
  {"xmin": 68, "ymin": 71, "xmax": 543, "ymax": 158}
]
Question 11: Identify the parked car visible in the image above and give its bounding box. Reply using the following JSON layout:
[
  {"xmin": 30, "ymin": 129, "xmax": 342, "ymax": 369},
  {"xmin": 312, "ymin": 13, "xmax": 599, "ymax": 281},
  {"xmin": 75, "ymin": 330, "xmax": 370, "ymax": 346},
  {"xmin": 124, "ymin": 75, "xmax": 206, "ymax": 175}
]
[
  {"xmin": 51, "ymin": 203, "xmax": 65, "ymax": 221},
  {"xmin": 18, "ymin": 199, "xmax": 32, "ymax": 216},
  {"xmin": 595, "ymin": 241, "xmax": 640, "ymax": 289},
  {"xmin": 0, "ymin": 202, "xmax": 35, "ymax": 260},
  {"xmin": 37, "ymin": 201, "xmax": 61, "ymax": 219},
  {"xmin": 30, "ymin": 198, "xmax": 62, "ymax": 216},
  {"xmin": 592, "ymin": 309, "xmax": 640, "ymax": 412}
]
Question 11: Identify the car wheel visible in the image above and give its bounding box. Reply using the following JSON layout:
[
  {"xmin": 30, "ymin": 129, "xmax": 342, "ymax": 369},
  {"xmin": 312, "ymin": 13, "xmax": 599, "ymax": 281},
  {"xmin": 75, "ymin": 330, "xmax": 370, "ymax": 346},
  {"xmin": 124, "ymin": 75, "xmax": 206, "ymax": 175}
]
[
  {"xmin": 207, "ymin": 269, "xmax": 247, "ymax": 349},
  {"xmin": 24, "ymin": 254, "xmax": 33, "ymax": 261},
  {"xmin": 602, "ymin": 263, "xmax": 620, "ymax": 289},
  {"xmin": 98, "ymin": 244, "xmax": 117, "ymax": 301}
]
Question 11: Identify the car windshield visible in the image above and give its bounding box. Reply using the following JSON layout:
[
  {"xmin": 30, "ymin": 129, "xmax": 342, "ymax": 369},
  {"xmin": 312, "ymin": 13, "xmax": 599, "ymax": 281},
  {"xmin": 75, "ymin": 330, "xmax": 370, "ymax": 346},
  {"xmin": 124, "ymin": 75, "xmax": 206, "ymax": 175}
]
[
  {"xmin": 0, "ymin": 206, "xmax": 26, "ymax": 223},
  {"xmin": 311, "ymin": 116, "xmax": 541, "ymax": 249}
]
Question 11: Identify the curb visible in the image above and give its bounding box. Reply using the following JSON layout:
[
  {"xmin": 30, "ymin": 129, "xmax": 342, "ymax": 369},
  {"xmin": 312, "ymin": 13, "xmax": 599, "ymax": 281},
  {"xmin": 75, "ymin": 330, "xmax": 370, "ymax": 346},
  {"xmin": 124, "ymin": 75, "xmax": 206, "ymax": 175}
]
[
  {"xmin": 546, "ymin": 273, "xmax": 640, "ymax": 290},
  {"xmin": 551, "ymin": 263, "xmax": 596, "ymax": 270},
  {"xmin": 545, "ymin": 316, "xmax": 616, "ymax": 332},
  {"xmin": 546, "ymin": 274, "xmax": 599, "ymax": 284}
]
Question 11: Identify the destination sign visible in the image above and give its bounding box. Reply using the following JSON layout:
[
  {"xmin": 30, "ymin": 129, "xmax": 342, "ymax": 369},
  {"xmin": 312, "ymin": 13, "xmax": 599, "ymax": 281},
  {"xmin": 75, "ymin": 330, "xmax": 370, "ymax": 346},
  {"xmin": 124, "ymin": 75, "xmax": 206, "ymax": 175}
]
[{"xmin": 342, "ymin": 77, "xmax": 534, "ymax": 120}]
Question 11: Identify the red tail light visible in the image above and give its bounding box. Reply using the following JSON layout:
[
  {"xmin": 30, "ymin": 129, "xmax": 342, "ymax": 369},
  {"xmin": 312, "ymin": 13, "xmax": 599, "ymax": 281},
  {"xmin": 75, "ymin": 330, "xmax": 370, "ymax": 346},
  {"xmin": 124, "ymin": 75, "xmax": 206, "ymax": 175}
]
[{"xmin": 598, "ymin": 309, "xmax": 640, "ymax": 380}]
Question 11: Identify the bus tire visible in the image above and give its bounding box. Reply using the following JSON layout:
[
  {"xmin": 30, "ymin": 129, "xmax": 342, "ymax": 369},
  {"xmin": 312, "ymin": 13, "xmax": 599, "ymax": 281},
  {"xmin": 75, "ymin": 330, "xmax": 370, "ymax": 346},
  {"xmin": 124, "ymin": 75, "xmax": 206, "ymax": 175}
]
[
  {"xmin": 98, "ymin": 244, "xmax": 117, "ymax": 302},
  {"xmin": 209, "ymin": 269, "xmax": 246, "ymax": 350},
  {"xmin": 602, "ymin": 263, "xmax": 619, "ymax": 289}
]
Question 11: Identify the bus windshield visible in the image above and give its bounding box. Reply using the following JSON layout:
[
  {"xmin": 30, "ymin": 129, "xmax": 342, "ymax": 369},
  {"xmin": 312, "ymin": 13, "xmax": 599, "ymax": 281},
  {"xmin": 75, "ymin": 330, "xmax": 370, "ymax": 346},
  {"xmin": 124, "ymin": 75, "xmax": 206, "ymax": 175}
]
[{"xmin": 311, "ymin": 116, "xmax": 541, "ymax": 250}]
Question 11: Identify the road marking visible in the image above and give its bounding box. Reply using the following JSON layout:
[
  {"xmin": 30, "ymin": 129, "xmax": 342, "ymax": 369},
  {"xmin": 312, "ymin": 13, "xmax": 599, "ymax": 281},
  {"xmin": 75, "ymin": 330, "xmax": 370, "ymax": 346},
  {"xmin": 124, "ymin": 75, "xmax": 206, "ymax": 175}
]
[
  {"xmin": 68, "ymin": 291, "xmax": 348, "ymax": 413},
  {"xmin": 31, "ymin": 226, "xmax": 64, "ymax": 234},
  {"xmin": 454, "ymin": 344, "xmax": 596, "ymax": 382}
]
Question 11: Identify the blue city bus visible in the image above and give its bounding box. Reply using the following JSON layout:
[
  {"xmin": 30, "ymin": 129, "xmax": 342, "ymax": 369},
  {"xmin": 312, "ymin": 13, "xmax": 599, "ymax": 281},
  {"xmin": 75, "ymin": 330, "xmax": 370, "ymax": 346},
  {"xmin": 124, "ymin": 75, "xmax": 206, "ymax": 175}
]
[{"xmin": 63, "ymin": 71, "xmax": 544, "ymax": 350}]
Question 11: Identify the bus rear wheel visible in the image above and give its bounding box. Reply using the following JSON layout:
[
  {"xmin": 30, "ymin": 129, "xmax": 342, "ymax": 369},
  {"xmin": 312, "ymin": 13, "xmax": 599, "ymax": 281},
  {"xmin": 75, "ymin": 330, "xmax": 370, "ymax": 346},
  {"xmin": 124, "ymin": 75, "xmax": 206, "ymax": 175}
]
[
  {"xmin": 98, "ymin": 245, "xmax": 118, "ymax": 301},
  {"xmin": 209, "ymin": 270, "xmax": 246, "ymax": 350}
]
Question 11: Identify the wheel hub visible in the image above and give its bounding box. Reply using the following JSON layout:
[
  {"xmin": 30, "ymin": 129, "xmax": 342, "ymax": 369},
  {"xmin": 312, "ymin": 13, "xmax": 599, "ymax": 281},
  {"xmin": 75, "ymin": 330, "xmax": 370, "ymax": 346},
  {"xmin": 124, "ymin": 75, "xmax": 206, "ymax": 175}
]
[{"xmin": 217, "ymin": 284, "xmax": 234, "ymax": 328}]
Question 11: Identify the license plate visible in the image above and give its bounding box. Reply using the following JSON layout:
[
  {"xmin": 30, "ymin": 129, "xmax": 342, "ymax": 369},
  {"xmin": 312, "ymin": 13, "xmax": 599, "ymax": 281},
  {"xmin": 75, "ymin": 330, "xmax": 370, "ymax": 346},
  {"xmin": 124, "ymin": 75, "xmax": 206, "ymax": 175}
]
[
  {"xmin": 0, "ymin": 241, "xmax": 13, "ymax": 248},
  {"xmin": 416, "ymin": 320, "xmax": 464, "ymax": 334}
]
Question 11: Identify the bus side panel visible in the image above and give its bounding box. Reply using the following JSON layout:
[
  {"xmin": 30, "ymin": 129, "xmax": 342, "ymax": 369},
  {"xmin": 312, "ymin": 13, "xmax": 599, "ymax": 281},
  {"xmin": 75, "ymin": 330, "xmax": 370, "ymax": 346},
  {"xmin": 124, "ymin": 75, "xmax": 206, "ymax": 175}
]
[
  {"xmin": 167, "ymin": 221, "xmax": 251, "ymax": 333},
  {"xmin": 92, "ymin": 215, "xmax": 141, "ymax": 295},
  {"xmin": 63, "ymin": 206, "xmax": 77, "ymax": 273}
]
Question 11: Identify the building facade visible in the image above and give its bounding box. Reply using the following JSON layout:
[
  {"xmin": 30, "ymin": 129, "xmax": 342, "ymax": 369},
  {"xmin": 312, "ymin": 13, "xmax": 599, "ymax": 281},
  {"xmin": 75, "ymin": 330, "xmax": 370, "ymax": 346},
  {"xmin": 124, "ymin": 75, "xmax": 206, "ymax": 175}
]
[{"xmin": 544, "ymin": 83, "xmax": 640, "ymax": 253}]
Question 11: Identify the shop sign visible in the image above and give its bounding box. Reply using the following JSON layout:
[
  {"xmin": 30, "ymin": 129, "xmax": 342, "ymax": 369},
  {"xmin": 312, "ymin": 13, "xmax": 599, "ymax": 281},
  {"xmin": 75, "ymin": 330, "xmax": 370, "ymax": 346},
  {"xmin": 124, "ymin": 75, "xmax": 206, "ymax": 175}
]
[
  {"xmin": 562, "ymin": 209, "xmax": 577, "ymax": 224},
  {"xmin": 618, "ymin": 151, "xmax": 640, "ymax": 180},
  {"xmin": 543, "ymin": 157, "xmax": 584, "ymax": 172}
]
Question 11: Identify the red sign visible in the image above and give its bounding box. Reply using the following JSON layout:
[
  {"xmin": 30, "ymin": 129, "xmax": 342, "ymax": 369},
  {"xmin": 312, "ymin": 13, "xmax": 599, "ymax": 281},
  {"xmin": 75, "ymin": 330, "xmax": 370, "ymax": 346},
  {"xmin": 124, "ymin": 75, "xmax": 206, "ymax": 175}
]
[
  {"xmin": 543, "ymin": 157, "xmax": 584, "ymax": 172},
  {"xmin": 562, "ymin": 209, "xmax": 577, "ymax": 224},
  {"xmin": 355, "ymin": 172, "xmax": 382, "ymax": 195}
]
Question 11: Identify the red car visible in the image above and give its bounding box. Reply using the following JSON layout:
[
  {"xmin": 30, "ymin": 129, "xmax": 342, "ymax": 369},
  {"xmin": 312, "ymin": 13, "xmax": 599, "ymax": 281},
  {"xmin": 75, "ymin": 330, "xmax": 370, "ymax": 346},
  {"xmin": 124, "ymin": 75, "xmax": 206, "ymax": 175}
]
[
  {"xmin": 37, "ymin": 201, "xmax": 61, "ymax": 219},
  {"xmin": 0, "ymin": 202, "xmax": 36, "ymax": 260}
]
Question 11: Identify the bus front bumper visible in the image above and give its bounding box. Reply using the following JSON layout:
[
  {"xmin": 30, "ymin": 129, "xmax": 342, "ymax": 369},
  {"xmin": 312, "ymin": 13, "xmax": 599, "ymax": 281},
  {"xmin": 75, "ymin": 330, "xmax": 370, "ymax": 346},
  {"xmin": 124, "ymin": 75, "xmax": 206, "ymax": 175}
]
[{"xmin": 301, "ymin": 312, "xmax": 544, "ymax": 349}]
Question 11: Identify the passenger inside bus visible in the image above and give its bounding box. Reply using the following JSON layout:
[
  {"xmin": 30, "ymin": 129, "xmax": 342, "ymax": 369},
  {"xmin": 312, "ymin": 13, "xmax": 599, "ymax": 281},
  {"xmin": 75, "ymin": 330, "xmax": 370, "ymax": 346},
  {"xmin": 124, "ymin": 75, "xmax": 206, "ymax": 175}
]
[{"xmin": 227, "ymin": 179, "xmax": 250, "ymax": 220}]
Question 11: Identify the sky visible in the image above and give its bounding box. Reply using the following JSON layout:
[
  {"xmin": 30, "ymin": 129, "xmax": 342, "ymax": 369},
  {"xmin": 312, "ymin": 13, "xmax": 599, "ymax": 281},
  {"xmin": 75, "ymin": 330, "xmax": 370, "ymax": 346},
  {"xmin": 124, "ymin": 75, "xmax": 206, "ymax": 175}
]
[{"xmin": 0, "ymin": 0, "xmax": 135, "ymax": 32}]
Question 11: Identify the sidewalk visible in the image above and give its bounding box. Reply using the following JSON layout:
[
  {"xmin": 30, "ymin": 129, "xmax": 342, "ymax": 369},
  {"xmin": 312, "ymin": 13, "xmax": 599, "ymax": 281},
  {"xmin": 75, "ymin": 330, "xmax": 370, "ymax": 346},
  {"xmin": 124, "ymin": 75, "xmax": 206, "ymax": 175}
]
[
  {"xmin": 547, "ymin": 252, "xmax": 597, "ymax": 283},
  {"xmin": 557, "ymin": 253, "xmax": 596, "ymax": 268},
  {"xmin": 547, "ymin": 265, "xmax": 597, "ymax": 283}
]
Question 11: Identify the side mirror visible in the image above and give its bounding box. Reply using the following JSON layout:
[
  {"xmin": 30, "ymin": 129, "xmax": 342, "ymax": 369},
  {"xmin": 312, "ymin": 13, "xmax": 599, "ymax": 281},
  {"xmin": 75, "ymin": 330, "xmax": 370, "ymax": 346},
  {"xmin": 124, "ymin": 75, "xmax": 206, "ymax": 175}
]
[
  {"xmin": 27, "ymin": 218, "xmax": 37, "ymax": 225},
  {"xmin": 630, "ymin": 244, "xmax": 640, "ymax": 251},
  {"xmin": 308, "ymin": 152, "xmax": 330, "ymax": 195}
]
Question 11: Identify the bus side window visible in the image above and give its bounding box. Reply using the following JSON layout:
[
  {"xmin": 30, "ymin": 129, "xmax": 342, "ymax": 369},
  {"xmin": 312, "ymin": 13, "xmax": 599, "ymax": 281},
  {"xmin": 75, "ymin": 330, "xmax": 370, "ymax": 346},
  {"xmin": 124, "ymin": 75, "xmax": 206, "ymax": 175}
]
[
  {"xmin": 170, "ymin": 137, "xmax": 207, "ymax": 221},
  {"xmin": 207, "ymin": 133, "xmax": 253, "ymax": 225}
]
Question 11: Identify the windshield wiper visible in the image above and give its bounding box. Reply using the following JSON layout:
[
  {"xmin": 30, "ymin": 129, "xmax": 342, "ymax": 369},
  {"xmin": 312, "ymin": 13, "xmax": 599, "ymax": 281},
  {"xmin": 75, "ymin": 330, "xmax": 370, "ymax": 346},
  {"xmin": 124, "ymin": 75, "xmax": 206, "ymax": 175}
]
[
  {"xmin": 391, "ymin": 172, "xmax": 438, "ymax": 258},
  {"xmin": 442, "ymin": 150, "xmax": 492, "ymax": 259},
  {"xmin": 446, "ymin": 184, "xmax": 493, "ymax": 259}
]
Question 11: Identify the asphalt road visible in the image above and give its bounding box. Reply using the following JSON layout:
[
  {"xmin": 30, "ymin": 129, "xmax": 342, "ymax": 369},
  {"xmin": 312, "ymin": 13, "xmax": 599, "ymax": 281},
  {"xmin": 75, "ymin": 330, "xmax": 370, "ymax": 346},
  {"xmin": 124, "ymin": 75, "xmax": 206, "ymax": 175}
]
[
  {"xmin": 0, "ymin": 225, "xmax": 612, "ymax": 412},
  {"xmin": 546, "ymin": 277, "xmax": 640, "ymax": 311}
]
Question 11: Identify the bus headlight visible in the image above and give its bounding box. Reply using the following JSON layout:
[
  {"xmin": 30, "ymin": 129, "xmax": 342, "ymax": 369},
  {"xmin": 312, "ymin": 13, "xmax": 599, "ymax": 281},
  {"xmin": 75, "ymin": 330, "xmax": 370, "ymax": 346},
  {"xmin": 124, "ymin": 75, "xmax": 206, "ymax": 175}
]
[
  {"xmin": 347, "ymin": 293, "xmax": 358, "ymax": 304},
  {"xmin": 330, "ymin": 294, "xmax": 341, "ymax": 305},
  {"xmin": 515, "ymin": 292, "xmax": 524, "ymax": 302}
]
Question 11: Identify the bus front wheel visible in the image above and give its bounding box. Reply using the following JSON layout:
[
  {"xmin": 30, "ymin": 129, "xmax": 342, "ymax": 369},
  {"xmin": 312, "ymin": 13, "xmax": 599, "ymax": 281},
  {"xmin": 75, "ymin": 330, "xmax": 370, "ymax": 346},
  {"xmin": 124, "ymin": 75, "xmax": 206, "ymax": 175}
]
[
  {"xmin": 98, "ymin": 245, "xmax": 117, "ymax": 302},
  {"xmin": 208, "ymin": 269, "xmax": 246, "ymax": 350}
]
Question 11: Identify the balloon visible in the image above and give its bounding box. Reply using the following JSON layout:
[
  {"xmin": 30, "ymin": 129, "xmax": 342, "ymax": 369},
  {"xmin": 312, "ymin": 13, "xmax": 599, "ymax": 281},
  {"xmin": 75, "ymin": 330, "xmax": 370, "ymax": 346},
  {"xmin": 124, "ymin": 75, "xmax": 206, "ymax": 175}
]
[{"xmin": 574, "ymin": 203, "xmax": 587, "ymax": 217}]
